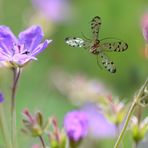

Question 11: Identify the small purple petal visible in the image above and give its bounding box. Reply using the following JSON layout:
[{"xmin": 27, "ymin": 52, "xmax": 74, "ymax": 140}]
[
  {"xmin": 31, "ymin": 39, "xmax": 52, "ymax": 56},
  {"xmin": 18, "ymin": 25, "xmax": 44, "ymax": 51},
  {"xmin": 64, "ymin": 110, "xmax": 88, "ymax": 141},
  {"xmin": 0, "ymin": 26, "xmax": 17, "ymax": 55},
  {"xmin": 0, "ymin": 93, "xmax": 4, "ymax": 103}
]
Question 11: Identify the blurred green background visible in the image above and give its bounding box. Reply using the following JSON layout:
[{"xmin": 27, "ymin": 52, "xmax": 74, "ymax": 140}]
[{"xmin": 0, "ymin": 0, "xmax": 148, "ymax": 147}]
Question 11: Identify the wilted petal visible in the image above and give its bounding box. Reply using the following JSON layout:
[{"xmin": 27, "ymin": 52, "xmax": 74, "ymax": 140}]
[
  {"xmin": 18, "ymin": 25, "xmax": 44, "ymax": 51},
  {"xmin": 31, "ymin": 39, "xmax": 51, "ymax": 56}
]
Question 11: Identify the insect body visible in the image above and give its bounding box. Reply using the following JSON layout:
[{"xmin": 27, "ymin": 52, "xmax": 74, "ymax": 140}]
[{"xmin": 65, "ymin": 16, "xmax": 128, "ymax": 73}]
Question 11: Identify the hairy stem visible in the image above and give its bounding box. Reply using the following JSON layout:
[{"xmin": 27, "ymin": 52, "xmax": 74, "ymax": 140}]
[{"xmin": 11, "ymin": 67, "xmax": 21, "ymax": 148}]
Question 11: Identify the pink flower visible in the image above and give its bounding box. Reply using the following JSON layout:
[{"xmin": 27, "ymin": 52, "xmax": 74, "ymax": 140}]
[
  {"xmin": 32, "ymin": 144, "xmax": 40, "ymax": 148},
  {"xmin": 141, "ymin": 13, "xmax": 148, "ymax": 58},
  {"xmin": 141, "ymin": 13, "xmax": 148, "ymax": 42},
  {"xmin": 64, "ymin": 110, "xmax": 88, "ymax": 141}
]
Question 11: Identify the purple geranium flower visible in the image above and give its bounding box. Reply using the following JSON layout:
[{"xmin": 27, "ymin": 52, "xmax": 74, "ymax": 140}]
[
  {"xmin": 64, "ymin": 110, "xmax": 88, "ymax": 142},
  {"xmin": 0, "ymin": 25, "xmax": 52, "ymax": 67},
  {"xmin": 0, "ymin": 93, "xmax": 4, "ymax": 103}
]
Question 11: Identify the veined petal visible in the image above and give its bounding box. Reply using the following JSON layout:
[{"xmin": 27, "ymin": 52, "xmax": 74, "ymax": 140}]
[
  {"xmin": 0, "ymin": 26, "xmax": 17, "ymax": 55},
  {"xmin": 31, "ymin": 39, "xmax": 52, "ymax": 56},
  {"xmin": 18, "ymin": 25, "xmax": 44, "ymax": 51}
]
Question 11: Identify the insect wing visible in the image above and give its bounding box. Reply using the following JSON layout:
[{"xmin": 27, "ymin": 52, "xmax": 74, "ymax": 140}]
[
  {"xmin": 98, "ymin": 52, "xmax": 116, "ymax": 73},
  {"xmin": 91, "ymin": 16, "xmax": 101, "ymax": 40},
  {"xmin": 100, "ymin": 41, "xmax": 128, "ymax": 52},
  {"xmin": 65, "ymin": 37, "xmax": 85, "ymax": 47}
]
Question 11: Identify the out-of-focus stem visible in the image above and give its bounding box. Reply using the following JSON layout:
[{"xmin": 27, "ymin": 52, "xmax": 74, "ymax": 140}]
[
  {"xmin": 39, "ymin": 136, "xmax": 46, "ymax": 148},
  {"xmin": 11, "ymin": 67, "xmax": 21, "ymax": 148},
  {"xmin": 0, "ymin": 104, "xmax": 12, "ymax": 148},
  {"xmin": 114, "ymin": 100, "xmax": 137, "ymax": 148},
  {"xmin": 114, "ymin": 78, "xmax": 148, "ymax": 148},
  {"xmin": 132, "ymin": 141, "xmax": 139, "ymax": 148}
]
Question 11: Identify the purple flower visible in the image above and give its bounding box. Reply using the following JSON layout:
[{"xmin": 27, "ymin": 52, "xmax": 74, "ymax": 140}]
[
  {"xmin": 0, "ymin": 25, "xmax": 52, "ymax": 67},
  {"xmin": 64, "ymin": 110, "xmax": 88, "ymax": 141},
  {"xmin": 0, "ymin": 93, "xmax": 4, "ymax": 103},
  {"xmin": 32, "ymin": 0, "xmax": 71, "ymax": 22},
  {"xmin": 82, "ymin": 104, "xmax": 116, "ymax": 139}
]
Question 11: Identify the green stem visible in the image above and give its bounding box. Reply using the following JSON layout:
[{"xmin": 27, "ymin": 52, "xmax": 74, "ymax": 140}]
[
  {"xmin": 39, "ymin": 136, "xmax": 46, "ymax": 148},
  {"xmin": 114, "ymin": 78, "xmax": 148, "ymax": 148},
  {"xmin": 11, "ymin": 67, "xmax": 21, "ymax": 148},
  {"xmin": 132, "ymin": 141, "xmax": 139, "ymax": 148},
  {"xmin": 0, "ymin": 104, "xmax": 12, "ymax": 148},
  {"xmin": 114, "ymin": 100, "xmax": 137, "ymax": 148}
]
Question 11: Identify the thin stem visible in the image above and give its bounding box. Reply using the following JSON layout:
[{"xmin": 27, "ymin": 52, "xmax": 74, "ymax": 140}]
[
  {"xmin": 0, "ymin": 105, "xmax": 12, "ymax": 148},
  {"xmin": 114, "ymin": 100, "xmax": 137, "ymax": 148},
  {"xmin": 11, "ymin": 67, "xmax": 21, "ymax": 148},
  {"xmin": 39, "ymin": 136, "xmax": 46, "ymax": 148},
  {"xmin": 132, "ymin": 141, "xmax": 139, "ymax": 148},
  {"xmin": 115, "ymin": 124, "xmax": 122, "ymax": 148},
  {"xmin": 114, "ymin": 78, "xmax": 148, "ymax": 148}
]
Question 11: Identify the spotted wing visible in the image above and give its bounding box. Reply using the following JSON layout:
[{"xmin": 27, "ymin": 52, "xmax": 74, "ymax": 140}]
[
  {"xmin": 65, "ymin": 37, "xmax": 91, "ymax": 49},
  {"xmin": 91, "ymin": 16, "xmax": 101, "ymax": 40},
  {"xmin": 98, "ymin": 52, "xmax": 116, "ymax": 73},
  {"xmin": 100, "ymin": 41, "xmax": 128, "ymax": 52}
]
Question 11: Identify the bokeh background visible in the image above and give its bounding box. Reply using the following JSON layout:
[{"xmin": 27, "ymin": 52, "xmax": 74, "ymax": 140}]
[{"xmin": 0, "ymin": 0, "xmax": 147, "ymax": 147}]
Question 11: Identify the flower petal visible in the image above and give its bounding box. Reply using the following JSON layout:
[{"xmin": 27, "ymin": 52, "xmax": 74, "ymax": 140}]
[
  {"xmin": 31, "ymin": 39, "xmax": 52, "ymax": 56},
  {"xmin": 0, "ymin": 26, "xmax": 17, "ymax": 55},
  {"xmin": 18, "ymin": 25, "xmax": 44, "ymax": 52},
  {"xmin": 0, "ymin": 93, "xmax": 5, "ymax": 103}
]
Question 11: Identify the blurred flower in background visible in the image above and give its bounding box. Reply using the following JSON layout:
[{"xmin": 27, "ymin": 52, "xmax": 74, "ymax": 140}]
[
  {"xmin": 32, "ymin": 144, "xmax": 40, "ymax": 148},
  {"xmin": 141, "ymin": 13, "xmax": 148, "ymax": 58},
  {"xmin": 27, "ymin": 0, "xmax": 72, "ymax": 35},
  {"xmin": 50, "ymin": 69, "xmax": 127, "ymax": 139},
  {"xmin": 64, "ymin": 110, "xmax": 88, "ymax": 142},
  {"xmin": 131, "ymin": 116, "xmax": 148, "ymax": 144},
  {"xmin": 81, "ymin": 104, "xmax": 116, "ymax": 139},
  {"xmin": 0, "ymin": 93, "xmax": 4, "ymax": 103},
  {"xmin": 32, "ymin": 0, "xmax": 71, "ymax": 22},
  {"xmin": 49, "ymin": 69, "xmax": 113, "ymax": 106}
]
